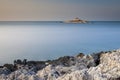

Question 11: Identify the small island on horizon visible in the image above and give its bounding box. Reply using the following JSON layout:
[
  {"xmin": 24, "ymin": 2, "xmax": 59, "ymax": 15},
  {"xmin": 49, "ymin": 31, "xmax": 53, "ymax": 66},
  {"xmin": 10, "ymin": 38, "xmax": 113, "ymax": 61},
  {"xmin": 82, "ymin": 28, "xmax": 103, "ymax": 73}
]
[{"xmin": 64, "ymin": 17, "xmax": 88, "ymax": 23}]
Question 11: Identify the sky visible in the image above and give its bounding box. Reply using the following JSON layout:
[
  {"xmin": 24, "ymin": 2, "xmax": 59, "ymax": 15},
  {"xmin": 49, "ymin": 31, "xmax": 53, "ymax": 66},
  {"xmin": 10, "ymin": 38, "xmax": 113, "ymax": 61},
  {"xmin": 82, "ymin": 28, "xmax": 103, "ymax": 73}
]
[{"xmin": 0, "ymin": 0, "xmax": 120, "ymax": 21}]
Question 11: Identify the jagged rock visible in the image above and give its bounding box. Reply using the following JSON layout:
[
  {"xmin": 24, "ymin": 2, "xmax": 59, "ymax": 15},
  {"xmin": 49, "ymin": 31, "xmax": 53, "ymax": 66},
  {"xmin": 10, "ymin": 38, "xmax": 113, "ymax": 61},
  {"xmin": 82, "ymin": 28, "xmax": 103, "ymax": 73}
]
[
  {"xmin": 57, "ymin": 49, "xmax": 120, "ymax": 80},
  {"xmin": 50, "ymin": 56, "xmax": 75, "ymax": 67},
  {"xmin": 57, "ymin": 69, "xmax": 91, "ymax": 80},
  {"xmin": 0, "ymin": 49, "xmax": 120, "ymax": 80},
  {"xmin": 0, "ymin": 67, "xmax": 11, "ymax": 75}
]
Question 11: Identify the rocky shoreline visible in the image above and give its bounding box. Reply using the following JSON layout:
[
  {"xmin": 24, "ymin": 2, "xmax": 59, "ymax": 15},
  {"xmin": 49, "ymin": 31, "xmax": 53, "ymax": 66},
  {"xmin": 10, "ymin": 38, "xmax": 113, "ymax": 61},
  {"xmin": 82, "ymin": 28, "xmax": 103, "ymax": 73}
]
[{"xmin": 0, "ymin": 49, "xmax": 120, "ymax": 80}]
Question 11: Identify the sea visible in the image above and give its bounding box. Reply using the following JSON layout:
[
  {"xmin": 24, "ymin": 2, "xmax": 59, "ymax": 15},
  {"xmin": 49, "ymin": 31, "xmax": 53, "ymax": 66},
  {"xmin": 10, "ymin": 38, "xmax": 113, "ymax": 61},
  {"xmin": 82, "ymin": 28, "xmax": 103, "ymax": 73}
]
[{"xmin": 0, "ymin": 21, "xmax": 120, "ymax": 65}]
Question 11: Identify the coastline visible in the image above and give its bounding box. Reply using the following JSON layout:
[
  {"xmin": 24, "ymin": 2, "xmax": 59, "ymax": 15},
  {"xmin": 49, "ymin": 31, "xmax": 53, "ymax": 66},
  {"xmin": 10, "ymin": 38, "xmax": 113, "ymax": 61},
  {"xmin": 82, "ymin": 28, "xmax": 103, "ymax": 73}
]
[{"xmin": 0, "ymin": 49, "xmax": 120, "ymax": 80}]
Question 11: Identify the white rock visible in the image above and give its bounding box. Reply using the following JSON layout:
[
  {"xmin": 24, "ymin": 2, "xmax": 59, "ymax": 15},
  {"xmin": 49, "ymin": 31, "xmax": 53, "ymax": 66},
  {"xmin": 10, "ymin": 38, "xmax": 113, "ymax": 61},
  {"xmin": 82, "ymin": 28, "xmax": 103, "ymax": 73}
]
[{"xmin": 0, "ymin": 49, "xmax": 120, "ymax": 80}]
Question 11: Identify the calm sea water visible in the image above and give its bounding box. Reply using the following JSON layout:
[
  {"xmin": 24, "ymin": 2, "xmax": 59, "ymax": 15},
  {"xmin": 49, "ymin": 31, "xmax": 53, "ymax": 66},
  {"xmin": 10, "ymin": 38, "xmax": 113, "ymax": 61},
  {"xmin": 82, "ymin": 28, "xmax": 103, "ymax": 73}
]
[{"xmin": 0, "ymin": 21, "xmax": 120, "ymax": 65}]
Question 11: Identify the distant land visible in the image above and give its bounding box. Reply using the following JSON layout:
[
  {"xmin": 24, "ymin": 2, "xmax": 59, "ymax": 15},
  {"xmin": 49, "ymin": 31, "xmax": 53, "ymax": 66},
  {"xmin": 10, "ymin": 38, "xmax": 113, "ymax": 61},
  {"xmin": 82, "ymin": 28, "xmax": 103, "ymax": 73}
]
[{"xmin": 64, "ymin": 17, "xmax": 88, "ymax": 23}]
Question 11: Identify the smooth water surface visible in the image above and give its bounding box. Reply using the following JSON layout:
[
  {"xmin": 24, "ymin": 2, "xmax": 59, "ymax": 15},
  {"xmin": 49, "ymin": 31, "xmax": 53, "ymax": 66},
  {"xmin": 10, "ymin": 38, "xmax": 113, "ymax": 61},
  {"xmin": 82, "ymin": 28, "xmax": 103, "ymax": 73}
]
[{"xmin": 0, "ymin": 21, "xmax": 120, "ymax": 65}]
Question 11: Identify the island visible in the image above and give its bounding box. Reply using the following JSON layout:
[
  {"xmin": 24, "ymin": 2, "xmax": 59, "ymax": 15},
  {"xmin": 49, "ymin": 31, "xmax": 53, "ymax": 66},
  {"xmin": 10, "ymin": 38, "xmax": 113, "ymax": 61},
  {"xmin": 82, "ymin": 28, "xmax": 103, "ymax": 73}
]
[{"xmin": 64, "ymin": 17, "xmax": 88, "ymax": 23}]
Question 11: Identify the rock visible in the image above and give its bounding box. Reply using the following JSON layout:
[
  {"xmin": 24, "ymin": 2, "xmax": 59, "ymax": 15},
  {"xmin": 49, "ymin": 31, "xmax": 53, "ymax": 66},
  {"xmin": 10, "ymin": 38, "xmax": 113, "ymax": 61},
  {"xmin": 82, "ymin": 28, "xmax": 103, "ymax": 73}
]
[
  {"xmin": 64, "ymin": 17, "xmax": 88, "ymax": 23},
  {"xmin": 76, "ymin": 53, "xmax": 85, "ymax": 58},
  {"xmin": 0, "ymin": 67, "xmax": 11, "ymax": 75},
  {"xmin": 57, "ymin": 49, "xmax": 120, "ymax": 80},
  {"xmin": 0, "ymin": 49, "xmax": 120, "ymax": 80}
]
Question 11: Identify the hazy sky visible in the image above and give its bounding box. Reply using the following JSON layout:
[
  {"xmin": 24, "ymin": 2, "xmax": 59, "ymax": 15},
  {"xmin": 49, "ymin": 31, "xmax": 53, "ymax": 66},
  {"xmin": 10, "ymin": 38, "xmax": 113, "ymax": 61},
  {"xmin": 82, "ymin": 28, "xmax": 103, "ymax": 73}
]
[{"xmin": 0, "ymin": 0, "xmax": 120, "ymax": 21}]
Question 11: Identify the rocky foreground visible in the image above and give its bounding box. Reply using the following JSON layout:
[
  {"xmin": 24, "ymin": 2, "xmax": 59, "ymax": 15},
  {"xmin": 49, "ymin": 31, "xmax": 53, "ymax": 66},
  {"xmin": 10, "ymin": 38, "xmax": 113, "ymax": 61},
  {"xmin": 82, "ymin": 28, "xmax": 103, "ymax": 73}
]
[{"xmin": 0, "ymin": 49, "xmax": 120, "ymax": 80}]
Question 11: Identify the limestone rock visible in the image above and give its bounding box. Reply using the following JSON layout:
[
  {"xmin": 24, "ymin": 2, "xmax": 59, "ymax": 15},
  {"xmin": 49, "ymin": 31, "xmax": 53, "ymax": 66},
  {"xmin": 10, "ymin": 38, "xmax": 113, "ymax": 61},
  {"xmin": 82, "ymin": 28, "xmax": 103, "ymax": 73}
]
[{"xmin": 0, "ymin": 49, "xmax": 120, "ymax": 80}]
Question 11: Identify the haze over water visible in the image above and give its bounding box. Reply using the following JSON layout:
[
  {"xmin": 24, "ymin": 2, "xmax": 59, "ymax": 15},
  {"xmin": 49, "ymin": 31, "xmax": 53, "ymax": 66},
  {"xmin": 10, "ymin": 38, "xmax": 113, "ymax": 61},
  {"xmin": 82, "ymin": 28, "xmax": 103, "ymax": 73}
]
[{"xmin": 0, "ymin": 21, "xmax": 120, "ymax": 65}]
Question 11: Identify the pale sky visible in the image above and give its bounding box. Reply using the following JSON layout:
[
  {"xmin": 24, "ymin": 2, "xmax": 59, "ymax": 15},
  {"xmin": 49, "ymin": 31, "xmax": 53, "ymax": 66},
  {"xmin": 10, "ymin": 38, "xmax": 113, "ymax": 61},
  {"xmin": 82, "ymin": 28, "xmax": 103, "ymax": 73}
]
[{"xmin": 0, "ymin": 0, "xmax": 120, "ymax": 21}]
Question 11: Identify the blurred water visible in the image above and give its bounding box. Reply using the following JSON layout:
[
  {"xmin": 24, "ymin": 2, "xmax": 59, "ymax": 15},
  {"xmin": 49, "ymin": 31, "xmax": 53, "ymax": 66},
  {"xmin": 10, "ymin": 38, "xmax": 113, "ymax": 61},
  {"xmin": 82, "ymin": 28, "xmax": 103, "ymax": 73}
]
[{"xmin": 0, "ymin": 21, "xmax": 120, "ymax": 65}]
